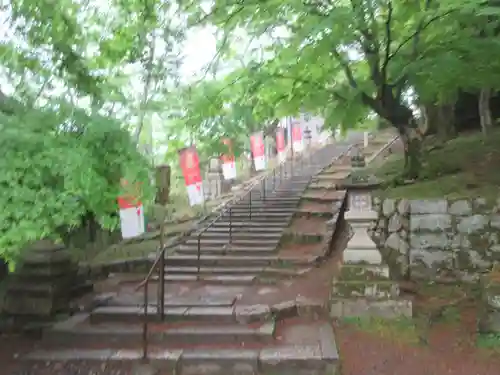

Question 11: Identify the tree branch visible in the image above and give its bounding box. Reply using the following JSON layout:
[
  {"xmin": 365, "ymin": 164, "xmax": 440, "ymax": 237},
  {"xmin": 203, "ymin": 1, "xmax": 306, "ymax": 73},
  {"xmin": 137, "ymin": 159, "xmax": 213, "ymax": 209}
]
[
  {"xmin": 387, "ymin": 8, "xmax": 454, "ymax": 65},
  {"xmin": 380, "ymin": 1, "xmax": 393, "ymax": 84},
  {"xmin": 331, "ymin": 49, "xmax": 358, "ymax": 89}
]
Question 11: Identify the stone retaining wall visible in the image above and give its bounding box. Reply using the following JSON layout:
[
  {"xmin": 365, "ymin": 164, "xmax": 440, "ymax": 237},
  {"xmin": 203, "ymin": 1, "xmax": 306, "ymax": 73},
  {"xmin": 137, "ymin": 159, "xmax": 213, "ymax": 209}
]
[{"xmin": 371, "ymin": 198, "xmax": 500, "ymax": 281}]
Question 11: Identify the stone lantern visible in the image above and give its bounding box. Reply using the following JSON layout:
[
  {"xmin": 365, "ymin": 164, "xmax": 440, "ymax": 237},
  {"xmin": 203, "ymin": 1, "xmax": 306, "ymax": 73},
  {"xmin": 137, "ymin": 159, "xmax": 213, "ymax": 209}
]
[
  {"xmin": 330, "ymin": 175, "xmax": 412, "ymax": 319},
  {"xmin": 349, "ymin": 145, "xmax": 366, "ymax": 168},
  {"xmin": 343, "ymin": 177, "xmax": 381, "ymax": 263}
]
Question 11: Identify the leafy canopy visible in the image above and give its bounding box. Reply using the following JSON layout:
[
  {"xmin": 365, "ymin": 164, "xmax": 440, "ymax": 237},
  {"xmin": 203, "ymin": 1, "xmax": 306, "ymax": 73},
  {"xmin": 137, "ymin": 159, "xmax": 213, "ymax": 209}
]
[
  {"xmin": 0, "ymin": 0, "xmax": 185, "ymax": 260},
  {"xmin": 179, "ymin": 0, "xmax": 500, "ymax": 131}
]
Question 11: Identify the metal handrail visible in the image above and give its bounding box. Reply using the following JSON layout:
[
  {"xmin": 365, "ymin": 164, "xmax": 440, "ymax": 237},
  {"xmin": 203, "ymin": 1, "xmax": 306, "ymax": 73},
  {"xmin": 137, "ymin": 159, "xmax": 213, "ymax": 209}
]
[{"xmin": 135, "ymin": 148, "xmax": 305, "ymax": 360}]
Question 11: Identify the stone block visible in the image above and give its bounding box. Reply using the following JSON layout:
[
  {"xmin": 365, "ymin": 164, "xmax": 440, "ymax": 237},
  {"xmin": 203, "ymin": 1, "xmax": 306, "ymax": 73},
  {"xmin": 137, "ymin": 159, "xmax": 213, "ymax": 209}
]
[
  {"xmin": 409, "ymin": 248, "xmax": 455, "ymax": 278},
  {"xmin": 235, "ymin": 304, "xmax": 270, "ymax": 323},
  {"xmin": 382, "ymin": 199, "xmax": 395, "ymax": 216},
  {"xmin": 409, "ymin": 233, "xmax": 450, "ymax": 250},
  {"xmin": 331, "ymin": 280, "xmax": 399, "ymax": 299},
  {"xmin": 180, "ymin": 349, "xmax": 258, "ymax": 375},
  {"xmin": 338, "ymin": 264, "xmax": 390, "ymax": 281},
  {"xmin": 457, "ymin": 215, "xmax": 488, "ymax": 234},
  {"xmin": 329, "ymin": 298, "xmax": 412, "ymax": 319},
  {"xmin": 410, "ymin": 214, "xmax": 451, "ymax": 232},
  {"xmin": 385, "ymin": 232, "xmax": 409, "ymax": 256},
  {"xmin": 448, "ymin": 200, "xmax": 472, "ymax": 216},
  {"xmin": 410, "ymin": 199, "xmax": 447, "ymax": 214},
  {"xmin": 259, "ymin": 345, "xmax": 326, "ymax": 373},
  {"xmin": 343, "ymin": 249, "xmax": 382, "ymax": 265}
]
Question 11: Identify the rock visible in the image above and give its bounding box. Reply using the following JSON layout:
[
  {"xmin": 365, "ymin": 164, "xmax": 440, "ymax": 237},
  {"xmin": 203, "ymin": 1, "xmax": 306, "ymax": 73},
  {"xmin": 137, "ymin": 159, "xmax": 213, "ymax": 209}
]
[
  {"xmin": 410, "ymin": 214, "xmax": 451, "ymax": 232},
  {"xmin": 410, "ymin": 199, "xmax": 447, "ymax": 214},
  {"xmin": 448, "ymin": 200, "xmax": 472, "ymax": 216},
  {"xmin": 457, "ymin": 215, "xmax": 488, "ymax": 234},
  {"xmin": 410, "ymin": 248, "xmax": 455, "ymax": 277},
  {"xmin": 387, "ymin": 214, "xmax": 403, "ymax": 232},
  {"xmin": 490, "ymin": 215, "xmax": 500, "ymax": 229},
  {"xmin": 397, "ymin": 199, "xmax": 410, "ymax": 215},
  {"xmin": 382, "ymin": 199, "xmax": 395, "ymax": 216},
  {"xmin": 409, "ymin": 233, "xmax": 450, "ymax": 249},
  {"xmin": 385, "ymin": 233, "xmax": 408, "ymax": 255}
]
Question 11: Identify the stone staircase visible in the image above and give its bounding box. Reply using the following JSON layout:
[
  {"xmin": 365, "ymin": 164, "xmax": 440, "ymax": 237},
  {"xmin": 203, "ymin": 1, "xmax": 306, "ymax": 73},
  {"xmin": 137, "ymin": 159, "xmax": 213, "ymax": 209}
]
[
  {"xmin": 13, "ymin": 141, "xmax": 357, "ymax": 375},
  {"xmin": 152, "ymin": 146, "xmax": 348, "ymax": 286}
]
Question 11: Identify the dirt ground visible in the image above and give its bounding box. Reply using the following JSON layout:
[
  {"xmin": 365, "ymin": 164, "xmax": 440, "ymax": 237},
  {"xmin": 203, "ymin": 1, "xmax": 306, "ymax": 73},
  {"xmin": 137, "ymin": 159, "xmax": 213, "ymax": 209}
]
[{"xmin": 336, "ymin": 284, "xmax": 500, "ymax": 375}]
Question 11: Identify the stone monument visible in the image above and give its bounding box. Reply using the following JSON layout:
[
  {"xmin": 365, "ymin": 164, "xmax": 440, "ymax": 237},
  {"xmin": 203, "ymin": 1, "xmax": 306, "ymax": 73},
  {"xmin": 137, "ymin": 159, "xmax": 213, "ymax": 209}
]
[
  {"xmin": 3, "ymin": 240, "xmax": 92, "ymax": 324},
  {"xmin": 330, "ymin": 176, "xmax": 412, "ymax": 319}
]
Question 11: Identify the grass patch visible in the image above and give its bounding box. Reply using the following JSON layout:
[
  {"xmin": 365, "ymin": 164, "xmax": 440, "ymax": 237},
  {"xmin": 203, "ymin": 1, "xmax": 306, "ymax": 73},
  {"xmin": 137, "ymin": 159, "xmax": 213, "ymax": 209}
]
[
  {"xmin": 366, "ymin": 129, "xmax": 500, "ymax": 200},
  {"xmin": 341, "ymin": 316, "xmax": 420, "ymax": 345},
  {"xmin": 477, "ymin": 333, "xmax": 500, "ymax": 350}
]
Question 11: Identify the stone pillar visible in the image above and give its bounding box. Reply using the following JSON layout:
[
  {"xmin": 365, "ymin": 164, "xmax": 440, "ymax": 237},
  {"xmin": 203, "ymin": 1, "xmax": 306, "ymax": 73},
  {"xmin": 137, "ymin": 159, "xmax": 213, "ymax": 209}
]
[
  {"xmin": 330, "ymin": 185, "xmax": 412, "ymax": 319},
  {"xmin": 363, "ymin": 131, "xmax": 369, "ymax": 148}
]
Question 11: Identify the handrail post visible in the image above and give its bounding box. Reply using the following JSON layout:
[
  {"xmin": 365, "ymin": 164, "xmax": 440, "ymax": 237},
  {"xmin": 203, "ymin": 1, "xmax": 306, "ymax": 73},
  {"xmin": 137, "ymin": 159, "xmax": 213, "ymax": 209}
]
[
  {"xmin": 158, "ymin": 250, "xmax": 165, "ymax": 320},
  {"xmin": 249, "ymin": 190, "xmax": 252, "ymax": 220},
  {"xmin": 197, "ymin": 232, "xmax": 202, "ymax": 278},
  {"xmin": 272, "ymin": 168, "xmax": 276, "ymax": 191},
  {"xmin": 142, "ymin": 280, "xmax": 149, "ymax": 360},
  {"xmin": 262, "ymin": 178, "xmax": 266, "ymax": 201},
  {"xmin": 229, "ymin": 206, "xmax": 233, "ymax": 243}
]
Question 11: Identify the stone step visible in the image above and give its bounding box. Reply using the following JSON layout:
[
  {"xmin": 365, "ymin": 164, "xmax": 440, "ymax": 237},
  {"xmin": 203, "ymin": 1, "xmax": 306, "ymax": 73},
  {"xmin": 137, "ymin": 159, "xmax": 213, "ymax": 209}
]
[
  {"xmin": 176, "ymin": 245, "xmax": 276, "ymax": 256},
  {"xmin": 45, "ymin": 315, "xmax": 276, "ymax": 347},
  {"xmin": 217, "ymin": 212, "xmax": 294, "ymax": 219},
  {"xmin": 163, "ymin": 266, "xmax": 309, "ymax": 277},
  {"xmin": 163, "ymin": 254, "xmax": 318, "ymax": 268},
  {"xmin": 204, "ymin": 226, "xmax": 285, "ymax": 233},
  {"xmin": 233, "ymin": 199, "xmax": 300, "ymax": 205},
  {"xmin": 90, "ymin": 305, "xmax": 240, "ymax": 324},
  {"xmin": 160, "ymin": 274, "xmax": 257, "ymax": 284},
  {"xmin": 225, "ymin": 207, "xmax": 296, "ymax": 213},
  {"xmin": 23, "ymin": 332, "xmax": 338, "ymax": 375},
  {"xmin": 184, "ymin": 238, "xmax": 278, "ymax": 248},
  {"xmin": 207, "ymin": 221, "xmax": 286, "ymax": 228},
  {"xmin": 190, "ymin": 232, "xmax": 283, "ymax": 241}
]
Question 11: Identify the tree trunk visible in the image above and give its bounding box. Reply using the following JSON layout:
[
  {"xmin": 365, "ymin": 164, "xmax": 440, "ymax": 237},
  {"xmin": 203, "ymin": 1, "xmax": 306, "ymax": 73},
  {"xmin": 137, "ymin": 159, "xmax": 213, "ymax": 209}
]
[
  {"xmin": 479, "ymin": 88, "xmax": 493, "ymax": 135},
  {"xmin": 386, "ymin": 105, "xmax": 423, "ymax": 180},
  {"xmin": 403, "ymin": 132, "xmax": 422, "ymax": 180},
  {"xmin": 436, "ymin": 102, "xmax": 456, "ymax": 140},
  {"xmin": 421, "ymin": 101, "xmax": 456, "ymax": 139}
]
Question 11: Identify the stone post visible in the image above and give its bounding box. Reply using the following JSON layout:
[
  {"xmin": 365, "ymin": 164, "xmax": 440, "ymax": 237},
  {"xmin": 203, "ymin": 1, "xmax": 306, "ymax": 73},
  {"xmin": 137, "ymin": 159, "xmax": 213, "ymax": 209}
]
[
  {"xmin": 330, "ymin": 180, "xmax": 412, "ymax": 319},
  {"xmin": 155, "ymin": 164, "xmax": 171, "ymax": 205},
  {"xmin": 363, "ymin": 131, "xmax": 369, "ymax": 148}
]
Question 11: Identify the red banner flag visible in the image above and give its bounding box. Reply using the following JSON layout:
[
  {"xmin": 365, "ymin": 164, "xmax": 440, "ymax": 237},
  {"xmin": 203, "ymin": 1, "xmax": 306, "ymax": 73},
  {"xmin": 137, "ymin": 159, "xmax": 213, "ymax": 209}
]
[
  {"xmin": 250, "ymin": 131, "xmax": 266, "ymax": 171},
  {"xmin": 292, "ymin": 123, "xmax": 303, "ymax": 153},
  {"xmin": 276, "ymin": 128, "xmax": 286, "ymax": 163},
  {"xmin": 178, "ymin": 146, "xmax": 204, "ymax": 206},
  {"xmin": 220, "ymin": 138, "xmax": 236, "ymax": 180}
]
